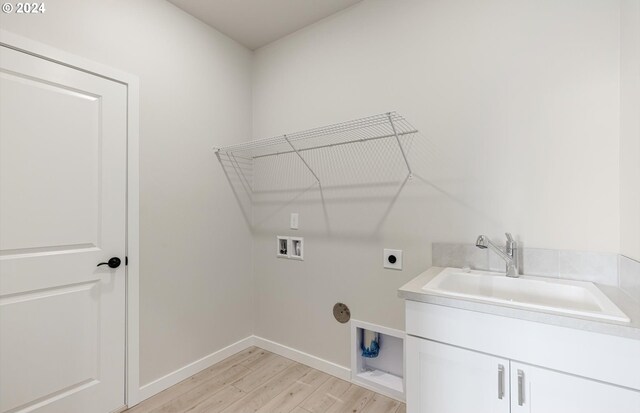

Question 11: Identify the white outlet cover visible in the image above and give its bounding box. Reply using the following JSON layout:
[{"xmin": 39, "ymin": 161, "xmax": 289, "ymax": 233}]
[
  {"xmin": 290, "ymin": 213, "xmax": 299, "ymax": 230},
  {"xmin": 383, "ymin": 249, "xmax": 403, "ymax": 270}
]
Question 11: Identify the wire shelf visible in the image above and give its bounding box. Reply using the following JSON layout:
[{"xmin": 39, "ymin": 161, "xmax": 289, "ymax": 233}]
[{"xmin": 214, "ymin": 112, "xmax": 418, "ymax": 192}]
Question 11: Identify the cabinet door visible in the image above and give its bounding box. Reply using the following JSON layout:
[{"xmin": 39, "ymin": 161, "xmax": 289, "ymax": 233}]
[
  {"xmin": 511, "ymin": 362, "xmax": 640, "ymax": 413},
  {"xmin": 406, "ymin": 336, "xmax": 510, "ymax": 413}
]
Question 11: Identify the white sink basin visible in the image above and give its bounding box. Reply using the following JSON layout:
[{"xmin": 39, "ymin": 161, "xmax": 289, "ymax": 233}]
[{"xmin": 422, "ymin": 268, "xmax": 630, "ymax": 323}]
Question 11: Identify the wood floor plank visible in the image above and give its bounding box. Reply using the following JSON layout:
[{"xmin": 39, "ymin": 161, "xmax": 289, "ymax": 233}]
[
  {"xmin": 185, "ymin": 385, "xmax": 246, "ymax": 413},
  {"xmin": 126, "ymin": 347, "xmax": 401, "ymax": 413},
  {"xmin": 150, "ymin": 364, "xmax": 251, "ymax": 413},
  {"xmin": 126, "ymin": 348, "xmax": 259, "ymax": 413},
  {"xmin": 190, "ymin": 347, "xmax": 262, "ymax": 383},
  {"xmin": 254, "ymin": 369, "xmax": 330, "ymax": 413},
  {"xmin": 289, "ymin": 408, "xmax": 311, "ymax": 413},
  {"xmin": 238, "ymin": 348, "xmax": 272, "ymax": 369},
  {"xmin": 325, "ymin": 385, "xmax": 374, "ymax": 413},
  {"xmin": 360, "ymin": 394, "xmax": 400, "ymax": 413},
  {"xmin": 222, "ymin": 363, "xmax": 311, "ymax": 413},
  {"xmin": 298, "ymin": 376, "xmax": 351, "ymax": 413},
  {"xmin": 240, "ymin": 350, "xmax": 283, "ymax": 372},
  {"xmin": 232, "ymin": 353, "xmax": 295, "ymax": 392}
]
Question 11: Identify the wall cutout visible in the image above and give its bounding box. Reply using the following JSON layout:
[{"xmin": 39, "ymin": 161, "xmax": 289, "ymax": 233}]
[
  {"xmin": 290, "ymin": 237, "xmax": 303, "ymax": 260},
  {"xmin": 351, "ymin": 319, "xmax": 405, "ymax": 401},
  {"xmin": 276, "ymin": 236, "xmax": 304, "ymax": 260},
  {"xmin": 276, "ymin": 236, "xmax": 288, "ymax": 258}
]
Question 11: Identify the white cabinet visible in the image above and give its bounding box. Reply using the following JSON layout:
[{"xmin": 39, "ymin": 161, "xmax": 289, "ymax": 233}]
[
  {"xmin": 510, "ymin": 362, "xmax": 640, "ymax": 413},
  {"xmin": 406, "ymin": 336, "xmax": 510, "ymax": 413},
  {"xmin": 408, "ymin": 336, "xmax": 640, "ymax": 413},
  {"xmin": 405, "ymin": 301, "xmax": 640, "ymax": 413}
]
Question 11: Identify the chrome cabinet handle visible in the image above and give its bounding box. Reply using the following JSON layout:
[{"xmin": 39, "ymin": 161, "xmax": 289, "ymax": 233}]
[
  {"xmin": 518, "ymin": 369, "xmax": 525, "ymax": 406},
  {"xmin": 498, "ymin": 364, "xmax": 505, "ymax": 400}
]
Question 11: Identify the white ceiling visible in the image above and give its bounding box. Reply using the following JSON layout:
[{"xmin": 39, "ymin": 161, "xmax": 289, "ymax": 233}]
[{"xmin": 167, "ymin": 0, "xmax": 363, "ymax": 50}]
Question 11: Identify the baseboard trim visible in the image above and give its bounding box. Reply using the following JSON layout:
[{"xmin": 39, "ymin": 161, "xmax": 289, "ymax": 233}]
[
  {"xmin": 135, "ymin": 335, "xmax": 357, "ymax": 406},
  {"xmin": 252, "ymin": 336, "xmax": 351, "ymax": 381},
  {"xmin": 136, "ymin": 336, "xmax": 254, "ymax": 403}
]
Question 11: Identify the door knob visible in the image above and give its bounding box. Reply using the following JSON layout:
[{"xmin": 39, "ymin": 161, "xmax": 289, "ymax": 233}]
[{"xmin": 97, "ymin": 257, "xmax": 121, "ymax": 269}]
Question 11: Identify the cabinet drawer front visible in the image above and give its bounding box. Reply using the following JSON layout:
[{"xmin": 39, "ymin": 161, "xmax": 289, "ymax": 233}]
[{"xmin": 406, "ymin": 300, "xmax": 640, "ymax": 390}]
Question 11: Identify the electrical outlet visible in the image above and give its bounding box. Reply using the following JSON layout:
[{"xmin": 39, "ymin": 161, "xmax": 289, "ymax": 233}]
[{"xmin": 383, "ymin": 249, "xmax": 402, "ymax": 270}]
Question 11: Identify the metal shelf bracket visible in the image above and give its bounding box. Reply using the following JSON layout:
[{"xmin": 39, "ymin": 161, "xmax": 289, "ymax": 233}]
[
  {"xmin": 387, "ymin": 112, "xmax": 412, "ymax": 178},
  {"xmin": 284, "ymin": 134, "xmax": 321, "ymax": 185}
]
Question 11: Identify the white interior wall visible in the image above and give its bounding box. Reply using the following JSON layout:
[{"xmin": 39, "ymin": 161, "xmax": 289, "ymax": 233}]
[
  {"xmin": 0, "ymin": 0, "xmax": 255, "ymax": 385},
  {"xmin": 621, "ymin": 0, "xmax": 640, "ymax": 262},
  {"xmin": 251, "ymin": 0, "xmax": 623, "ymax": 368},
  {"xmin": 1, "ymin": 0, "xmax": 637, "ymax": 393}
]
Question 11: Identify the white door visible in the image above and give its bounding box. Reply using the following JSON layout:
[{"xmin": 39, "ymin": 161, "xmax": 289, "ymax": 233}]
[
  {"xmin": 0, "ymin": 45, "xmax": 127, "ymax": 413},
  {"xmin": 511, "ymin": 362, "xmax": 640, "ymax": 413},
  {"xmin": 406, "ymin": 336, "xmax": 510, "ymax": 413}
]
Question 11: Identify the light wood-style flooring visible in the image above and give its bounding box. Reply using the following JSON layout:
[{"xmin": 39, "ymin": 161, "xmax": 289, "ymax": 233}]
[{"xmin": 125, "ymin": 346, "xmax": 405, "ymax": 413}]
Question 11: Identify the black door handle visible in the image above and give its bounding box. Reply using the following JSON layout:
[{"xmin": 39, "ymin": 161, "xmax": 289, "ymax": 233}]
[{"xmin": 97, "ymin": 257, "xmax": 121, "ymax": 269}]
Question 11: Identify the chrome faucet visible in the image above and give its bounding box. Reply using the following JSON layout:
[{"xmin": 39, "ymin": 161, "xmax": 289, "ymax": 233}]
[{"xmin": 475, "ymin": 233, "xmax": 519, "ymax": 277}]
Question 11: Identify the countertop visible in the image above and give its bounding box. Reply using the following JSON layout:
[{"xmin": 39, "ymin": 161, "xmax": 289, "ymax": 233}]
[{"xmin": 398, "ymin": 267, "xmax": 640, "ymax": 341}]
